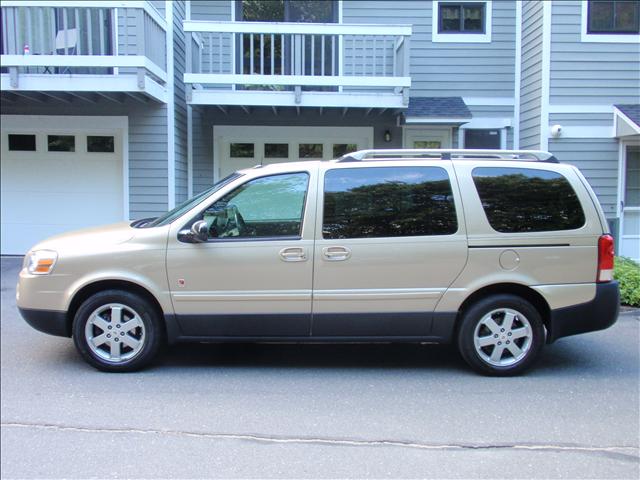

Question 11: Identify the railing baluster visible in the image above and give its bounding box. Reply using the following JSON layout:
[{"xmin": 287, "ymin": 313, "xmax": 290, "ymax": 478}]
[
  {"xmin": 123, "ymin": 8, "xmax": 129, "ymax": 55},
  {"xmin": 351, "ymin": 37, "xmax": 355, "ymax": 76},
  {"xmin": 250, "ymin": 33, "xmax": 254, "ymax": 74},
  {"xmin": 74, "ymin": 8, "xmax": 81, "ymax": 55},
  {"xmin": 290, "ymin": 34, "xmax": 294, "ymax": 75},
  {"xmin": 382, "ymin": 37, "xmax": 387, "ymax": 76},
  {"xmin": 270, "ymin": 33, "xmax": 274, "ymax": 75},
  {"xmin": 98, "ymin": 9, "xmax": 104, "ymax": 55},
  {"xmin": 280, "ymin": 34, "xmax": 284, "ymax": 75},
  {"xmin": 218, "ymin": 33, "xmax": 222, "ymax": 73},
  {"xmin": 260, "ymin": 33, "xmax": 264, "ymax": 74},
  {"xmin": 301, "ymin": 35, "xmax": 305, "ymax": 75},
  {"xmin": 392, "ymin": 37, "xmax": 397, "ymax": 77},
  {"xmin": 311, "ymin": 35, "xmax": 314, "ymax": 76},
  {"xmin": 26, "ymin": 7, "xmax": 33, "ymax": 54},
  {"xmin": 38, "ymin": 7, "xmax": 45, "ymax": 54},
  {"xmin": 86, "ymin": 9, "xmax": 92, "ymax": 55},
  {"xmin": 331, "ymin": 35, "xmax": 335, "ymax": 76},
  {"xmin": 321, "ymin": 35, "xmax": 325, "ymax": 76},
  {"xmin": 240, "ymin": 33, "xmax": 244, "ymax": 74},
  {"xmin": 208, "ymin": 33, "xmax": 212, "ymax": 73},
  {"xmin": 62, "ymin": 8, "xmax": 68, "ymax": 55}
]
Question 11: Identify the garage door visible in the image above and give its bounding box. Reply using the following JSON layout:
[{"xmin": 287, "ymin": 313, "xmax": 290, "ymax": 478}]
[
  {"xmin": 213, "ymin": 126, "xmax": 374, "ymax": 181},
  {"xmin": 1, "ymin": 115, "xmax": 125, "ymax": 255}
]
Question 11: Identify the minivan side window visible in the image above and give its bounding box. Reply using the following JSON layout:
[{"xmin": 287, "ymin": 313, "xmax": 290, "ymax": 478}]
[
  {"xmin": 472, "ymin": 167, "xmax": 586, "ymax": 233},
  {"xmin": 323, "ymin": 167, "xmax": 457, "ymax": 239},
  {"xmin": 198, "ymin": 172, "xmax": 309, "ymax": 240}
]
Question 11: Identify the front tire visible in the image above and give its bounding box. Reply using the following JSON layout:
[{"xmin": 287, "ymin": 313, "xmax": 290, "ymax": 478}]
[
  {"xmin": 457, "ymin": 294, "xmax": 545, "ymax": 376},
  {"xmin": 72, "ymin": 290, "xmax": 164, "ymax": 372}
]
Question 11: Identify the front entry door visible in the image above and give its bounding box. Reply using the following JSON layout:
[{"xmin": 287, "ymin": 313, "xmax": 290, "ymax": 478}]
[
  {"xmin": 166, "ymin": 169, "xmax": 317, "ymax": 337},
  {"xmin": 404, "ymin": 127, "xmax": 453, "ymax": 149},
  {"xmin": 620, "ymin": 144, "xmax": 639, "ymax": 261}
]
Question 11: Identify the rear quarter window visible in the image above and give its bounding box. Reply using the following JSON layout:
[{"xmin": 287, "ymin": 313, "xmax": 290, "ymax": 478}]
[{"xmin": 472, "ymin": 167, "xmax": 586, "ymax": 233}]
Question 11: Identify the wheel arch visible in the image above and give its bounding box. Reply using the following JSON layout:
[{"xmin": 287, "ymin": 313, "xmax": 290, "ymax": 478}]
[
  {"xmin": 455, "ymin": 283, "xmax": 552, "ymax": 339},
  {"xmin": 66, "ymin": 280, "xmax": 168, "ymax": 339}
]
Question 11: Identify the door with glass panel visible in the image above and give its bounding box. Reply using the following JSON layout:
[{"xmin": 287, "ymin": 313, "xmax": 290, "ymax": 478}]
[
  {"xmin": 166, "ymin": 170, "xmax": 317, "ymax": 336},
  {"xmin": 620, "ymin": 144, "xmax": 640, "ymax": 261},
  {"xmin": 404, "ymin": 128, "xmax": 452, "ymax": 149},
  {"xmin": 312, "ymin": 163, "xmax": 468, "ymax": 336}
]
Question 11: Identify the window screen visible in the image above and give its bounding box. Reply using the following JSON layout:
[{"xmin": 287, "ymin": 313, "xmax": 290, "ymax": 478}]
[
  {"xmin": 472, "ymin": 167, "xmax": 586, "ymax": 233},
  {"xmin": 323, "ymin": 167, "xmax": 458, "ymax": 239}
]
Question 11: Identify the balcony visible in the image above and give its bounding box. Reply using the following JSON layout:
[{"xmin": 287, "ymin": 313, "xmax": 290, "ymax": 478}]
[
  {"xmin": 183, "ymin": 21, "xmax": 412, "ymax": 109},
  {"xmin": 0, "ymin": 1, "xmax": 167, "ymax": 103}
]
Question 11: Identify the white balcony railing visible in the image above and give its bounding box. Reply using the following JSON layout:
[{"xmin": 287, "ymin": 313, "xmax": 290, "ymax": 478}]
[
  {"xmin": 183, "ymin": 21, "xmax": 412, "ymax": 108},
  {"xmin": 1, "ymin": 1, "xmax": 167, "ymax": 102}
]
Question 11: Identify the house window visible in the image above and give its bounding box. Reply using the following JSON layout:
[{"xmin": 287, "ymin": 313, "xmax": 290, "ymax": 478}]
[
  {"xmin": 237, "ymin": 1, "xmax": 338, "ymax": 23},
  {"xmin": 87, "ymin": 136, "xmax": 115, "ymax": 153},
  {"xmin": 265, "ymin": 143, "xmax": 289, "ymax": 158},
  {"xmin": 432, "ymin": 1, "xmax": 492, "ymax": 43},
  {"xmin": 47, "ymin": 135, "xmax": 75, "ymax": 152},
  {"xmin": 230, "ymin": 143, "xmax": 254, "ymax": 158},
  {"xmin": 8, "ymin": 134, "xmax": 36, "ymax": 151},
  {"xmin": 588, "ymin": 1, "xmax": 640, "ymax": 34},
  {"xmin": 299, "ymin": 143, "xmax": 323, "ymax": 158},
  {"xmin": 464, "ymin": 129, "xmax": 501, "ymax": 149},
  {"xmin": 439, "ymin": 3, "xmax": 485, "ymax": 33}
]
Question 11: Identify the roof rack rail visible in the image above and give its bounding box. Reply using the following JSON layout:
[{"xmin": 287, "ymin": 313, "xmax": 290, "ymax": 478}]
[{"xmin": 337, "ymin": 149, "xmax": 558, "ymax": 163}]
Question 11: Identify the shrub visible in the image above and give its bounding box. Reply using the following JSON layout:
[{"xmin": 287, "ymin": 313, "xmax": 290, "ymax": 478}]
[{"xmin": 614, "ymin": 257, "xmax": 640, "ymax": 307}]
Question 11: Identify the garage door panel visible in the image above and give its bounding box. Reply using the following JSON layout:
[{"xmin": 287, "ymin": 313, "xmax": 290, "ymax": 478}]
[{"xmin": 1, "ymin": 118, "xmax": 124, "ymax": 254}]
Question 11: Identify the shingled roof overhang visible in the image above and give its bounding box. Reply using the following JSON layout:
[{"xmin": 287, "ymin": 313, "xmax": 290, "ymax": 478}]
[{"xmin": 404, "ymin": 97, "xmax": 472, "ymax": 125}]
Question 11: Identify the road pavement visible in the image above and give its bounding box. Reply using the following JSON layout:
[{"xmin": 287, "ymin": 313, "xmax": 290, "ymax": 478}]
[{"xmin": 1, "ymin": 256, "xmax": 638, "ymax": 479}]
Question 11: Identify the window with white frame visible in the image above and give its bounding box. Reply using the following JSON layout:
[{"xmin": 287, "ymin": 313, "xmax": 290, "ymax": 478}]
[
  {"xmin": 582, "ymin": 1, "xmax": 640, "ymax": 42},
  {"xmin": 432, "ymin": 1, "xmax": 492, "ymax": 43}
]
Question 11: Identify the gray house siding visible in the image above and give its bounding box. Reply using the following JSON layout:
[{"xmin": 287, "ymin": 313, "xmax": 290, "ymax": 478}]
[
  {"xmin": 343, "ymin": 0, "xmax": 517, "ymax": 98},
  {"xmin": 190, "ymin": 0, "xmax": 232, "ymax": 21},
  {"xmin": 519, "ymin": 0, "xmax": 544, "ymax": 150},
  {"xmin": 173, "ymin": 1, "xmax": 189, "ymax": 205},
  {"xmin": 192, "ymin": 107, "xmax": 213, "ymax": 194},
  {"xmin": 550, "ymin": 138, "xmax": 619, "ymax": 218},
  {"xmin": 550, "ymin": 1, "xmax": 640, "ymax": 105},
  {"xmin": 0, "ymin": 101, "xmax": 169, "ymax": 219}
]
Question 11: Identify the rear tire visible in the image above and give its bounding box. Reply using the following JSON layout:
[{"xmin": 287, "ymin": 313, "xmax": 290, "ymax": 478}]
[
  {"xmin": 457, "ymin": 294, "xmax": 544, "ymax": 376},
  {"xmin": 72, "ymin": 290, "xmax": 164, "ymax": 372}
]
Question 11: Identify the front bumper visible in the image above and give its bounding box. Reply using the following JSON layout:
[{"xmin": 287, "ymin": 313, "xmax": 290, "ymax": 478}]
[
  {"xmin": 18, "ymin": 307, "xmax": 70, "ymax": 337},
  {"xmin": 547, "ymin": 281, "xmax": 620, "ymax": 343}
]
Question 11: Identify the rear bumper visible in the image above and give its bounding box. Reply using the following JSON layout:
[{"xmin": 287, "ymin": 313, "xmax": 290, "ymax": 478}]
[
  {"xmin": 18, "ymin": 307, "xmax": 70, "ymax": 337},
  {"xmin": 547, "ymin": 281, "xmax": 620, "ymax": 343}
]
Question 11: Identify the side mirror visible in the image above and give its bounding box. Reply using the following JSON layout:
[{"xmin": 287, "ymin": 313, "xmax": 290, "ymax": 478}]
[{"xmin": 178, "ymin": 220, "xmax": 209, "ymax": 243}]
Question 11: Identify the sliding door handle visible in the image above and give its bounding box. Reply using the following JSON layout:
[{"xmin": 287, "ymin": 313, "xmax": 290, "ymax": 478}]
[{"xmin": 322, "ymin": 246, "xmax": 351, "ymax": 261}]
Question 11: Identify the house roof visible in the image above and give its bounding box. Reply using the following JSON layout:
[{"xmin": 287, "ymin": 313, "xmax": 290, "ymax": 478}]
[
  {"xmin": 406, "ymin": 97, "xmax": 472, "ymax": 123},
  {"xmin": 615, "ymin": 104, "xmax": 640, "ymax": 128}
]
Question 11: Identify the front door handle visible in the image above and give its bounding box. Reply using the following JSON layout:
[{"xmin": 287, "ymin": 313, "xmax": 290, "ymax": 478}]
[
  {"xmin": 279, "ymin": 247, "xmax": 307, "ymax": 262},
  {"xmin": 322, "ymin": 246, "xmax": 351, "ymax": 261}
]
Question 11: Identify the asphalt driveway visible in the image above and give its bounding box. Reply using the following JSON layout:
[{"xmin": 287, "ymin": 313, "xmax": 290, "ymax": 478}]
[{"xmin": 1, "ymin": 256, "xmax": 638, "ymax": 479}]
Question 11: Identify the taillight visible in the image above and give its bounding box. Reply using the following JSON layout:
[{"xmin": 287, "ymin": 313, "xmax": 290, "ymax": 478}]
[{"xmin": 597, "ymin": 234, "xmax": 615, "ymax": 283}]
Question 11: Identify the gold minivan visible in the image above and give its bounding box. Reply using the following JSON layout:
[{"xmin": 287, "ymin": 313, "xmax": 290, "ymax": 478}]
[{"xmin": 17, "ymin": 149, "xmax": 620, "ymax": 375}]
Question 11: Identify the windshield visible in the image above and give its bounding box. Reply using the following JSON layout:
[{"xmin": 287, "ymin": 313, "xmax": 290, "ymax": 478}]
[{"xmin": 139, "ymin": 173, "xmax": 243, "ymax": 228}]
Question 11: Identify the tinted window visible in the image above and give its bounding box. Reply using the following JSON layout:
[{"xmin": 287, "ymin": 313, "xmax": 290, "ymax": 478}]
[
  {"xmin": 87, "ymin": 136, "xmax": 115, "ymax": 153},
  {"xmin": 588, "ymin": 0, "xmax": 639, "ymax": 34},
  {"xmin": 323, "ymin": 167, "xmax": 457, "ymax": 239},
  {"xmin": 464, "ymin": 129, "xmax": 501, "ymax": 149},
  {"xmin": 200, "ymin": 172, "xmax": 309, "ymax": 239},
  {"xmin": 8, "ymin": 134, "xmax": 36, "ymax": 151},
  {"xmin": 472, "ymin": 167, "xmax": 586, "ymax": 233},
  {"xmin": 48, "ymin": 135, "xmax": 75, "ymax": 152}
]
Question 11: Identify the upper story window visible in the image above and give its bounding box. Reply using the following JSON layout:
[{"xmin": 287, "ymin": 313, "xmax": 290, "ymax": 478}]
[
  {"xmin": 236, "ymin": 1, "xmax": 338, "ymax": 23},
  {"xmin": 588, "ymin": 1, "xmax": 640, "ymax": 34},
  {"xmin": 432, "ymin": 1, "xmax": 492, "ymax": 43},
  {"xmin": 582, "ymin": 1, "xmax": 640, "ymax": 42},
  {"xmin": 439, "ymin": 3, "xmax": 485, "ymax": 33}
]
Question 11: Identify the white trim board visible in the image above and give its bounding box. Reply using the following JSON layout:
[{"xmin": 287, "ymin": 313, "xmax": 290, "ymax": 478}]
[
  {"xmin": 463, "ymin": 97, "xmax": 515, "ymax": 107},
  {"xmin": 580, "ymin": 1, "xmax": 640, "ymax": 43},
  {"xmin": 404, "ymin": 117, "xmax": 471, "ymax": 125},
  {"xmin": 513, "ymin": 0, "xmax": 522, "ymax": 149},
  {"xmin": 459, "ymin": 117, "xmax": 512, "ymax": 129},
  {"xmin": 432, "ymin": 0, "xmax": 492, "ymax": 43},
  {"xmin": 0, "ymin": 114, "xmax": 129, "ymax": 220},
  {"xmin": 539, "ymin": 0, "xmax": 552, "ymax": 151},
  {"xmin": 549, "ymin": 105, "xmax": 614, "ymax": 114},
  {"xmin": 166, "ymin": 0, "xmax": 175, "ymax": 209},
  {"xmin": 614, "ymin": 107, "xmax": 640, "ymax": 137}
]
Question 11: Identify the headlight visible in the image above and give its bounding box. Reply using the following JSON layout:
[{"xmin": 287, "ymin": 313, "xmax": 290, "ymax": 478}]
[{"xmin": 26, "ymin": 250, "xmax": 58, "ymax": 275}]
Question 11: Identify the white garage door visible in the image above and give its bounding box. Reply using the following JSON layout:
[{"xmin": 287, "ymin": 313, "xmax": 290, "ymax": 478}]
[
  {"xmin": 213, "ymin": 126, "xmax": 374, "ymax": 181},
  {"xmin": 1, "ymin": 115, "xmax": 126, "ymax": 255}
]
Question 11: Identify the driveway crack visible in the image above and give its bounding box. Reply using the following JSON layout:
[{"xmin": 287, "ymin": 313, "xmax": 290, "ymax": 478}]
[{"xmin": 2, "ymin": 421, "xmax": 638, "ymax": 462}]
